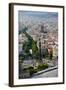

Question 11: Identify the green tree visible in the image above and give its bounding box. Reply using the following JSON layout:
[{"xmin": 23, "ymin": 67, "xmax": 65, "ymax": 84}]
[
  {"xmin": 32, "ymin": 41, "xmax": 38, "ymax": 54},
  {"xmin": 22, "ymin": 27, "xmax": 39, "ymax": 59},
  {"xmin": 22, "ymin": 41, "xmax": 30, "ymax": 54},
  {"xmin": 32, "ymin": 41, "xmax": 39, "ymax": 59}
]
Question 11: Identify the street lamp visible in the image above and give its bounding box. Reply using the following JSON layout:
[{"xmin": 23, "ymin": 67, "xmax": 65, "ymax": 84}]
[
  {"xmin": 29, "ymin": 49, "xmax": 34, "ymax": 67},
  {"xmin": 29, "ymin": 49, "xmax": 32, "ymax": 55}
]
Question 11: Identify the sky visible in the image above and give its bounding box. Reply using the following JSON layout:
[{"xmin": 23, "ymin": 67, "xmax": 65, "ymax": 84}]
[{"xmin": 18, "ymin": 10, "xmax": 58, "ymax": 19}]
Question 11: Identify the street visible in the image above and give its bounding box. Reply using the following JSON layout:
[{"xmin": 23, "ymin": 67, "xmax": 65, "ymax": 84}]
[{"xmin": 32, "ymin": 68, "xmax": 58, "ymax": 78}]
